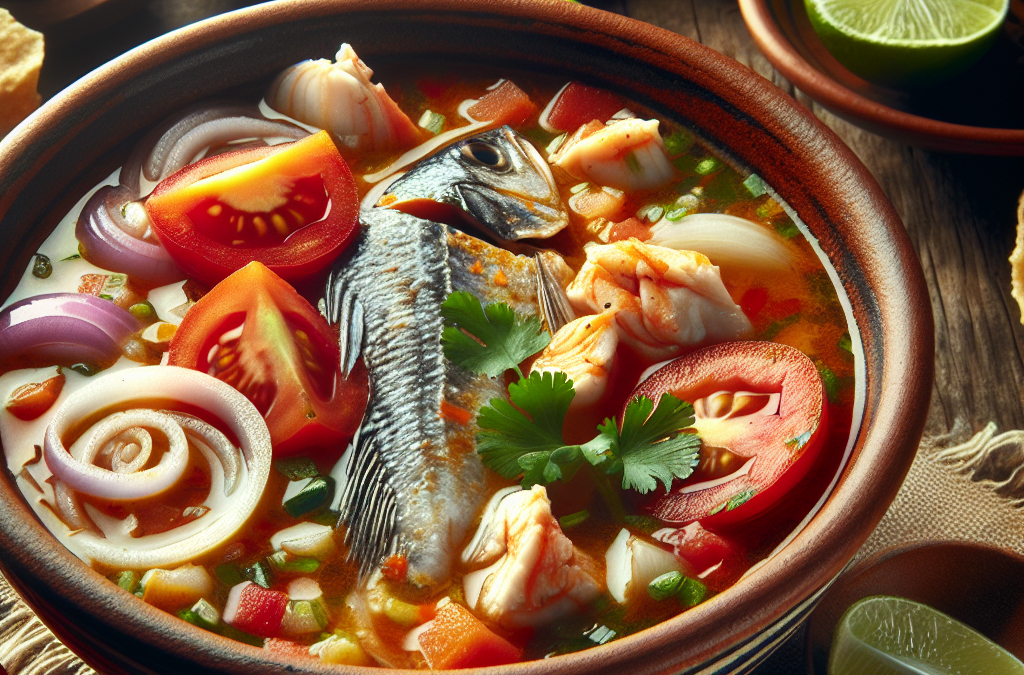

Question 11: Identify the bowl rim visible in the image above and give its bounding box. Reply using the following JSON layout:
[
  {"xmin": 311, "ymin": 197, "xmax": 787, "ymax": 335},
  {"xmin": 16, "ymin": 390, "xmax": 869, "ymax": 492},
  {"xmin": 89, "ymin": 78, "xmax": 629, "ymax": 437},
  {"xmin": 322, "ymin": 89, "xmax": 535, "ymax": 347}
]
[
  {"xmin": 0, "ymin": 1, "xmax": 934, "ymax": 673},
  {"xmin": 737, "ymin": 0, "xmax": 1024, "ymax": 155}
]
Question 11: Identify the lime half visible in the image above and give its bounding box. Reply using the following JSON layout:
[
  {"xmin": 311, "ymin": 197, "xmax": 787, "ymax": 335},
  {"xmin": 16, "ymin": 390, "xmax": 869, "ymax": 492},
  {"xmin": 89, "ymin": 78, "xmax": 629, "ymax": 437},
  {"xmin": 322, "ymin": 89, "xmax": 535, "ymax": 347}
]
[
  {"xmin": 829, "ymin": 596, "xmax": 1024, "ymax": 675},
  {"xmin": 805, "ymin": 0, "xmax": 1009, "ymax": 87}
]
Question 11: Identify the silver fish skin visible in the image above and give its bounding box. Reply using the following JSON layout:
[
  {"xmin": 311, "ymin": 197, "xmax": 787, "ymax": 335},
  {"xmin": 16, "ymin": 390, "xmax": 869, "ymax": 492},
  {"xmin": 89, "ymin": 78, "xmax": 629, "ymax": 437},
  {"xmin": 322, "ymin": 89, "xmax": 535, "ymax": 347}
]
[
  {"xmin": 325, "ymin": 207, "xmax": 543, "ymax": 588},
  {"xmin": 379, "ymin": 126, "xmax": 568, "ymax": 243}
]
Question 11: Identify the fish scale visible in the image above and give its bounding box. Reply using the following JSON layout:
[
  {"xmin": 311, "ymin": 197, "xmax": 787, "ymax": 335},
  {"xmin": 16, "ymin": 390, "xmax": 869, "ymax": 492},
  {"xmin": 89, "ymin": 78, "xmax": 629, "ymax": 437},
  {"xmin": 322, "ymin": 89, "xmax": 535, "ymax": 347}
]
[{"xmin": 325, "ymin": 208, "xmax": 540, "ymax": 587}]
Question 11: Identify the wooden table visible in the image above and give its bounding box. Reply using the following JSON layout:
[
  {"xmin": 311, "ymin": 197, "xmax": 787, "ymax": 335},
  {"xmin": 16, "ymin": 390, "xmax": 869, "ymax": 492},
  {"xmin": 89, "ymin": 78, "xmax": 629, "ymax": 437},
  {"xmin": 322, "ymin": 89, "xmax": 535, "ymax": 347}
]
[{"xmin": 17, "ymin": 0, "xmax": 1024, "ymax": 672}]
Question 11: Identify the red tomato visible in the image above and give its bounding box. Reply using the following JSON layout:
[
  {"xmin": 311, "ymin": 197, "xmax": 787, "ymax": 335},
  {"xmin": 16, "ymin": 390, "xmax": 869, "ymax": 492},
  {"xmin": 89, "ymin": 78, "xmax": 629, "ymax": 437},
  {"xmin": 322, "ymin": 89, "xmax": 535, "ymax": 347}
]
[
  {"xmin": 545, "ymin": 82, "xmax": 626, "ymax": 132},
  {"xmin": 467, "ymin": 80, "xmax": 538, "ymax": 127},
  {"xmin": 418, "ymin": 602, "xmax": 522, "ymax": 669},
  {"xmin": 225, "ymin": 582, "xmax": 288, "ymax": 638},
  {"xmin": 264, "ymin": 638, "xmax": 314, "ymax": 660},
  {"xmin": 5, "ymin": 372, "xmax": 65, "ymax": 421},
  {"xmin": 633, "ymin": 341, "xmax": 828, "ymax": 528},
  {"xmin": 145, "ymin": 130, "xmax": 359, "ymax": 286},
  {"xmin": 607, "ymin": 217, "xmax": 652, "ymax": 242},
  {"xmin": 656, "ymin": 522, "xmax": 746, "ymax": 591},
  {"xmin": 168, "ymin": 262, "xmax": 368, "ymax": 457}
]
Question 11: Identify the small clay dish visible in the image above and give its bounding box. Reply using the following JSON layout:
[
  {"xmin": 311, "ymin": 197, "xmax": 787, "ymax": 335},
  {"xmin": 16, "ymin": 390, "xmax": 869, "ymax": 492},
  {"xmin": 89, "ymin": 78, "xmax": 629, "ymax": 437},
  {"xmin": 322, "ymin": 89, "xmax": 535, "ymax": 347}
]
[
  {"xmin": 0, "ymin": 1, "xmax": 933, "ymax": 674},
  {"xmin": 806, "ymin": 542, "xmax": 1024, "ymax": 672},
  {"xmin": 739, "ymin": 0, "xmax": 1024, "ymax": 154}
]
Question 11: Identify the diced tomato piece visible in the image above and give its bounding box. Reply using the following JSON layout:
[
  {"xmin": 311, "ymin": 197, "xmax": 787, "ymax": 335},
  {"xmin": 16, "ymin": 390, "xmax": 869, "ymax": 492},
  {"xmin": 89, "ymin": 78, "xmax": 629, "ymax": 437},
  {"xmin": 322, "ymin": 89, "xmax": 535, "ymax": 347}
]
[
  {"xmin": 264, "ymin": 638, "xmax": 314, "ymax": 660},
  {"xmin": 607, "ymin": 217, "xmax": 651, "ymax": 242},
  {"xmin": 5, "ymin": 372, "xmax": 65, "ymax": 421},
  {"xmin": 467, "ymin": 80, "xmax": 538, "ymax": 127},
  {"xmin": 546, "ymin": 82, "xmax": 625, "ymax": 132},
  {"xmin": 658, "ymin": 522, "xmax": 746, "ymax": 591},
  {"xmin": 380, "ymin": 554, "xmax": 408, "ymax": 582},
  {"xmin": 740, "ymin": 287, "xmax": 769, "ymax": 318},
  {"xmin": 418, "ymin": 603, "xmax": 521, "ymax": 669},
  {"xmin": 224, "ymin": 581, "xmax": 288, "ymax": 638}
]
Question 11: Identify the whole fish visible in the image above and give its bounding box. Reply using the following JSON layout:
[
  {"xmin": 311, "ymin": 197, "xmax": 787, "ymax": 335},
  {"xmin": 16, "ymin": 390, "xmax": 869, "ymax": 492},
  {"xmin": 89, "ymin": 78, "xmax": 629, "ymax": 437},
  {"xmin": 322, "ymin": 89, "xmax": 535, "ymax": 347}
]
[
  {"xmin": 325, "ymin": 208, "xmax": 551, "ymax": 588},
  {"xmin": 378, "ymin": 125, "xmax": 568, "ymax": 244}
]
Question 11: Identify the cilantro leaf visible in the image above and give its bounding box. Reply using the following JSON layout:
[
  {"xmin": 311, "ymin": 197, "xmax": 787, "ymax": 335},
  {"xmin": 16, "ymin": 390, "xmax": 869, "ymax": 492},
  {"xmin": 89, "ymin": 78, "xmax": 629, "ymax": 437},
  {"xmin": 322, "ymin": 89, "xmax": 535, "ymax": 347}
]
[
  {"xmin": 615, "ymin": 393, "xmax": 701, "ymax": 494},
  {"xmin": 477, "ymin": 371, "xmax": 575, "ymax": 479},
  {"xmin": 441, "ymin": 291, "xmax": 550, "ymax": 378}
]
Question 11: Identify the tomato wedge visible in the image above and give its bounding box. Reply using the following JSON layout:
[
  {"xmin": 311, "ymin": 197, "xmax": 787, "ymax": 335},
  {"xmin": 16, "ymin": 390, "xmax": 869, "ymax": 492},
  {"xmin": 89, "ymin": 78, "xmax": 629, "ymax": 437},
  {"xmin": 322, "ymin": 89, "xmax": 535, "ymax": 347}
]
[
  {"xmin": 146, "ymin": 131, "xmax": 359, "ymax": 286},
  {"xmin": 544, "ymin": 82, "xmax": 626, "ymax": 132},
  {"xmin": 632, "ymin": 341, "xmax": 828, "ymax": 528},
  {"xmin": 168, "ymin": 262, "xmax": 367, "ymax": 457}
]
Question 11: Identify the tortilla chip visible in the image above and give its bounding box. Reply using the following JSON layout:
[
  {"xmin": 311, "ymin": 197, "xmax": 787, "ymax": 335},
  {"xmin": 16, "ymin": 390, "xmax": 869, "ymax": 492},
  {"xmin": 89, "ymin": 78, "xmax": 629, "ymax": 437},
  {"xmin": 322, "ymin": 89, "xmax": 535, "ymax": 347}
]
[
  {"xmin": 1011, "ymin": 189, "xmax": 1024, "ymax": 325},
  {"xmin": 0, "ymin": 9, "xmax": 44, "ymax": 137}
]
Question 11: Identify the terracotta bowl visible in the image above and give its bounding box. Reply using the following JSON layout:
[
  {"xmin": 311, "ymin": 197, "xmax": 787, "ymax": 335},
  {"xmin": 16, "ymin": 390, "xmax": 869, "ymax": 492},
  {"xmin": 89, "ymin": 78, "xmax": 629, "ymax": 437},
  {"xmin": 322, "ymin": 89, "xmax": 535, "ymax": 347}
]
[
  {"xmin": 0, "ymin": 1, "xmax": 933, "ymax": 674},
  {"xmin": 806, "ymin": 542, "xmax": 1024, "ymax": 673}
]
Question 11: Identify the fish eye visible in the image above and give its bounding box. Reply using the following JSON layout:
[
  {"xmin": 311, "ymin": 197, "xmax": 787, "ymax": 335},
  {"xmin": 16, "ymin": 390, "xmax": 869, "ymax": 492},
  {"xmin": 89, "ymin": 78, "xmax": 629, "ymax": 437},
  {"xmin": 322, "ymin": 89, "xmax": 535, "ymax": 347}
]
[{"xmin": 461, "ymin": 141, "xmax": 507, "ymax": 169}]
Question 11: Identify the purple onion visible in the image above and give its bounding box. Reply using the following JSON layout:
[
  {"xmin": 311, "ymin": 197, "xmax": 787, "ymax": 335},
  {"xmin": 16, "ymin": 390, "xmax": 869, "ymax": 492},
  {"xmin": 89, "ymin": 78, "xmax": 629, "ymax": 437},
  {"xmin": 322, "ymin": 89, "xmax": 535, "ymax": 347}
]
[
  {"xmin": 75, "ymin": 185, "xmax": 185, "ymax": 286},
  {"xmin": 0, "ymin": 293, "xmax": 139, "ymax": 369}
]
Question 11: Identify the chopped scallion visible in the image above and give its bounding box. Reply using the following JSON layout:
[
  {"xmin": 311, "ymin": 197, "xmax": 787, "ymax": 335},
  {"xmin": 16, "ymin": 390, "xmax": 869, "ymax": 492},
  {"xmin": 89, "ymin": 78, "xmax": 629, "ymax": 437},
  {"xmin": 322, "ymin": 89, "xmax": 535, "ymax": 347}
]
[
  {"xmin": 190, "ymin": 598, "xmax": 221, "ymax": 630},
  {"xmin": 676, "ymin": 577, "xmax": 708, "ymax": 607},
  {"xmin": 695, "ymin": 158, "xmax": 720, "ymax": 175},
  {"xmin": 546, "ymin": 132, "xmax": 568, "ymax": 155},
  {"xmin": 662, "ymin": 130, "xmax": 694, "ymax": 157},
  {"xmin": 113, "ymin": 570, "xmax": 138, "ymax": 593},
  {"xmin": 742, "ymin": 173, "xmax": 768, "ymax": 197},
  {"xmin": 559, "ymin": 510, "xmax": 590, "ymax": 529},
  {"xmin": 283, "ymin": 475, "xmax": 335, "ymax": 518},
  {"xmin": 647, "ymin": 571, "xmax": 684, "ymax": 601}
]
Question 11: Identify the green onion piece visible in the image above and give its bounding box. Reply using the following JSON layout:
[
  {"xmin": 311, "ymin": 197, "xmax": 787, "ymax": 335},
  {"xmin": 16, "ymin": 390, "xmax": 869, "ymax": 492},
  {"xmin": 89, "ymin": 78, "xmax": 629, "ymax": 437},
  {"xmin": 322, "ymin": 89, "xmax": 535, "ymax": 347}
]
[
  {"xmin": 190, "ymin": 598, "xmax": 221, "ymax": 630},
  {"xmin": 665, "ymin": 208, "xmax": 687, "ymax": 222},
  {"xmin": 417, "ymin": 110, "xmax": 446, "ymax": 135},
  {"xmin": 283, "ymin": 475, "xmax": 335, "ymax": 518},
  {"xmin": 662, "ymin": 130, "xmax": 694, "ymax": 157},
  {"xmin": 570, "ymin": 182, "xmax": 590, "ymax": 194},
  {"xmin": 648, "ymin": 571, "xmax": 684, "ymax": 601},
  {"xmin": 743, "ymin": 173, "xmax": 768, "ymax": 197},
  {"xmin": 61, "ymin": 252, "xmax": 81, "ymax": 261},
  {"xmin": 269, "ymin": 550, "xmax": 321, "ymax": 573},
  {"xmin": 32, "ymin": 254, "xmax": 52, "ymax": 279},
  {"xmin": 219, "ymin": 624, "xmax": 263, "ymax": 647},
  {"xmin": 245, "ymin": 561, "xmax": 274, "ymax": 589},
  {"xmin": 267, "ymin": 550, "xmax": 289, "ymax": 570},
  {"xmin": 816, "ymin": 361, "xmax": 840, "ymax": 402},
  {"xmin": 695, "ymin": 158, "xmax": 719, "ymax": 175},
  {"xmin": 178, "ymin": 609, "xmax": 199, "ymax": 625},
  {"xmin": 216, "ymin": 563, "xmax": 244, "ymax": 587},
  {"xmin": 383, "ymin": 597, "xmax": 422, "ymax": 627},
  {"xmin": 546, "ymin": 132, "xmax": 568, "ymax": 155},
  {"xmin": 838, "ymin": 332, "xmax": 853, "ymax": 354},
  {"xmin": 129, "ymin": 301, "xmax": 155, "ymax": 320},
  {"xmin": 559, "ymin": 510, "xmax": 590, "ymax": 529},
  {"xmin": 774, "ymin": 219, "xmax": 800, "ymax": 239},
  {"xmin": 274, "ymin": 457, "xmax": 319, "ymax": 480},
  {"xmin": 623, "ymin": 514, "xmax": 663, "ymax": 535},
  {"xmin": 645, "ymin": 206, "xmax": 665, "ymax": 223},
  {"xmin": 676, "ymin": 577, "xmax": 708, "ymax": 607},
  {"xmin": 113, "ymin": 570, "xmax": 138, "ymax": 593}
]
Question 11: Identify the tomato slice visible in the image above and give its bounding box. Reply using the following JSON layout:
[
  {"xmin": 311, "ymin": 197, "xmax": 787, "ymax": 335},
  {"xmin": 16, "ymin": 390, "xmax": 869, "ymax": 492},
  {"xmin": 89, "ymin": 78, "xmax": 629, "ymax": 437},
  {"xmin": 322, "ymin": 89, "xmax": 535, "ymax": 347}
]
[
  {"xmin": 545, "ymin": 82, "xmax": 626, "ymax": 132},
  {"xmin": 168, "ymin": 262, "xmax": 368, "ymax": 457},
  {"xmin": 632, "ymin": 341, "xmax": 828, "ymax": 528},
  {"xmin": 145, "ymin": 131, "xmax": 359, "ymax": 286}
]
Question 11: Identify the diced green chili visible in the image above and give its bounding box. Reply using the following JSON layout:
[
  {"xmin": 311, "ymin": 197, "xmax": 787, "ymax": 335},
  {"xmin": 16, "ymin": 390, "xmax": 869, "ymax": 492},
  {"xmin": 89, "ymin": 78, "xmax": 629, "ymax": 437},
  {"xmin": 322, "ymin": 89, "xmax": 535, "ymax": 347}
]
[
  {"xmin": 647, "ymin": 571, "xmax": 684, "ymax": 601},
  {"xmin": 113, "ymin": 570, "xmax": 138, "ymax": 593},
  {"xmin": 558, "ymin": 510, "xmax": 590, "ymax": 529},
  {"xmin": 676, "ymin": 577, "xmax": 708, "ymax": 608}
]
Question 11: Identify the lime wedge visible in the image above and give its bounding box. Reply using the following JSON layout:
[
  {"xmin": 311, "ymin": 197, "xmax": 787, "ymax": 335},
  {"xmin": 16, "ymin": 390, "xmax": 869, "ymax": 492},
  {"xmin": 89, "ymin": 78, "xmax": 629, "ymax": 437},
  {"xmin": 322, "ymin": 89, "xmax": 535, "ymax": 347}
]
[
  {"xmin": 829, "ymin": 596, "xmax": 1024, "ymax": 675},
  {"xmin": 805, "ymin": 0, "xmax": 1009, "ymax": 87}
]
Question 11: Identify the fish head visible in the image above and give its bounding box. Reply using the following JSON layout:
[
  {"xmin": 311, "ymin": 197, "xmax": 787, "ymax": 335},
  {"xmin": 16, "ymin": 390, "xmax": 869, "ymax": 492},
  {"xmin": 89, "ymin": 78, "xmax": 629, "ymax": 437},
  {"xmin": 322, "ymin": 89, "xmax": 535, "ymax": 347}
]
[{"xmin": 379, "ymin": 126, "xmax": 568, "ymax": 243}]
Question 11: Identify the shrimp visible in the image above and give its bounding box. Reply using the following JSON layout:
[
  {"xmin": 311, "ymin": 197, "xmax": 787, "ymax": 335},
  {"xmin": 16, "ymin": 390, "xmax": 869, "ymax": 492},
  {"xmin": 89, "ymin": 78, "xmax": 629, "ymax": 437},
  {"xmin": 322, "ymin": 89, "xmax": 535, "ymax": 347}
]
[
  {"xmin": 461, "ymin": 487, "xmax": 602, "ymax": 628},
  {"xmin": 266, "ymin": 44, "xmax": 420, "ymax": 153},
  {"xmin": 566, "ymin": 239, "xmax": 752, "ymax": 360},
  {"xmin": 531, "ymin": 312, "xmax": 618, "ymax": 410},
  {"xmin": 550, "ymin": 118, "xmax": 675, "ymax": 192}
]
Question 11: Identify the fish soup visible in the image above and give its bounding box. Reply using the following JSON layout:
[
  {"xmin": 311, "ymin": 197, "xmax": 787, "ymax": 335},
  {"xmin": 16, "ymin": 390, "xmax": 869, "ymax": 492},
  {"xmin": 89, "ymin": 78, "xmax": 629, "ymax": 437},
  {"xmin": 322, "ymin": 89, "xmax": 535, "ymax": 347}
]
[{"xmin": 0, "ymin": 43, "xmax": 858, "ymax": 668}]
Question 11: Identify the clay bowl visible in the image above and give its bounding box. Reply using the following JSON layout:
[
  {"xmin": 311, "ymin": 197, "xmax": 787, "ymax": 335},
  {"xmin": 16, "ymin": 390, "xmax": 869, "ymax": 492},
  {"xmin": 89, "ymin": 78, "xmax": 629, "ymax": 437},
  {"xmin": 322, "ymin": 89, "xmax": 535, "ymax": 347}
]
[
  {"xmin": 806, "ymin": 542, "xmax": 1024, "ymax": 673},
  {"xmin": 0, "ymin": 1, "xmax": 933, "ymax": 674}
]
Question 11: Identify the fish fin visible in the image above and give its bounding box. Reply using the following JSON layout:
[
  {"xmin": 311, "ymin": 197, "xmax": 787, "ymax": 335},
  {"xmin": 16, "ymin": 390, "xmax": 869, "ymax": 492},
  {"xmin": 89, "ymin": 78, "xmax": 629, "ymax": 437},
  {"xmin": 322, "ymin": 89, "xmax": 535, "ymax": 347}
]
[
  {"xmin": 535, "ymin": 252, "xmax": 575, "ymax": 334},
  {"xmin": 336, "ymin": 423, "xmax": 398, "ymax": 576}
]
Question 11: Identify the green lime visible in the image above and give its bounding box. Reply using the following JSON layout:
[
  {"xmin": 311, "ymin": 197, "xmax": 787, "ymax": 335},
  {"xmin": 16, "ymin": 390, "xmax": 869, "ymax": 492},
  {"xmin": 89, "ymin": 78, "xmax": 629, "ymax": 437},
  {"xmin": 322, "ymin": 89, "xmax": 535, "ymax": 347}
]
[
  {"xmin": 829, "ymin": 596, "xmax": 1024, "ymax": 675},
  {"xmin": 805, "ymin": 0, "xmax": 1009, "ymax": 88}
]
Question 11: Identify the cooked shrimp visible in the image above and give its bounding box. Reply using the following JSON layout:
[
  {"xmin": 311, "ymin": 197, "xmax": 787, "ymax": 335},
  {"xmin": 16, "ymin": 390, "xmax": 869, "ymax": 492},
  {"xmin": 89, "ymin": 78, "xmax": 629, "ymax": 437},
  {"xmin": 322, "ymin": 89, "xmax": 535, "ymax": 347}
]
[
  {"xmin": 550, "ymin": 118, "xmax": 674, "ymax": 192},
  {"xmin": 461, "ymin": 487, "xmax": 602, "ymax": 628},
  {"xmin": 531, "ymin": 312, "xmax": 618, "ymax": 410},
  {"xmin": 567, "ymin": 239, "xmax": 752, "ymax": 360},
  {"xmin": 266, "ymin": 44, "xmax": 420, "ymax": 152}
]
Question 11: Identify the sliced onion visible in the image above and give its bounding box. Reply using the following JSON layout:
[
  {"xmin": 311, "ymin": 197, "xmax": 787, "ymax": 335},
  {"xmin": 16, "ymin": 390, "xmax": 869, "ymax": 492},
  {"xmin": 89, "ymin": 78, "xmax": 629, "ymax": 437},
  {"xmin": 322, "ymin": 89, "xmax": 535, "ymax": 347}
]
[
  {"xmin": 76, "ymin": 186, "xmax": 185, "ymax": 286},
  {"xmin": 120, "ymin": 101, "xmax": 308, "ymax": 197},
  {"xmin": 0, "ymin": 293, "xmax": 138, "ymax": 369},
  {"xmin": 42, "ymin": 366, "xmax": 272, "ymax": 568},
  {"xmin": 648, "ymin": 213, "xmax": 795, "ymax": 275}
]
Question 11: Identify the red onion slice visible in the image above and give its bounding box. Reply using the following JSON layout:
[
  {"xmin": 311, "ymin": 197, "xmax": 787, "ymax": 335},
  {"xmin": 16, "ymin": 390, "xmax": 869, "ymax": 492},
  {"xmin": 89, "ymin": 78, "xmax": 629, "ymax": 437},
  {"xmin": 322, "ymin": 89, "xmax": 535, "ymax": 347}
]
[
  {"xmin": 76, "ymin": 186, "xmax": 185, "ymax": 286},
  {"xmin": 0, "ymin": 293, "xmax": 138, "ymax": 370},
  {"xmin": 42, "ymin": 366, "xmax": 272, "ymax": 568}
]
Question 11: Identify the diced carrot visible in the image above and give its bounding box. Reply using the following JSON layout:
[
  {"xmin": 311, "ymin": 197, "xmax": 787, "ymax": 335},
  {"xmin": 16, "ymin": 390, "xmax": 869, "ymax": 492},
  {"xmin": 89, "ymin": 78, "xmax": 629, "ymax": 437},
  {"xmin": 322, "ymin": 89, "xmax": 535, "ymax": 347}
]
[
  {"xmin": 607, "ymin": 218, "xmax": 652, "ymax": 243},
  {"xmin": 264, "ymin": 638, "xmax": 314, "ymax": 660},
  {"xmin": 467, "ymin": 80, "xmax": 538, "ymax": 127},
  {"xmin": 5, "ymin": 372, "xmax": 65, "ymax": 421},
  {"xmin": 418, "ymin": 603, "xmax": 521, "ymax": 669},
  {"xmin": 439, "ymin": 400, "xmax": 473, "ymax": 426},
  {"xmin": 547, "ymin": 82, "xmax": 626, "ymax": 132},
  {"xmin": 493, "ymin": 269, "xmax": 508, "ymax": 286}
]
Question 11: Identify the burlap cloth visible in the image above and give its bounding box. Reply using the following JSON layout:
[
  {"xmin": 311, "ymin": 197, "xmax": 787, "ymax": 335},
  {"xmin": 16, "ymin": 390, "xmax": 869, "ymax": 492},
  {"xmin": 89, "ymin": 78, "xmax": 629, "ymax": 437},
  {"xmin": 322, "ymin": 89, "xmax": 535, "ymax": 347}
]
[{"xmin": 2, "ymin": 422, "xmax": 1021, "ymax": 675}]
